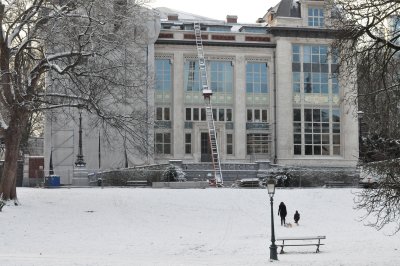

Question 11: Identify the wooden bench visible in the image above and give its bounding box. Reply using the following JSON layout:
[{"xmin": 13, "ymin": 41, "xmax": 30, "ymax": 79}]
[
  {"xmin": 126, "ymin": 180, "xmax": 149, "ymax": 187},
  {"xmin": 276, "ymin": 236, "xmax": 326, "ymax": 254}
]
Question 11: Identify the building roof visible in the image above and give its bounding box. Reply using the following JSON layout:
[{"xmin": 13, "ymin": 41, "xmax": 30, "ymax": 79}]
[
  {"xmin": 153, "ymin": 6, "xmax": 268, "ymax": 33},
  {"xmin": 274, "ymin": 0, "xmax": 301, "ymax": 18},
  {"xmin": 154, "ymin": 7, "xmax": 223, "ymax": 23}
]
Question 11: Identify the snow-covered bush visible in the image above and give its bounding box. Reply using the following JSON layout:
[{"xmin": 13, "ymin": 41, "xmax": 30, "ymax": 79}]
[
  {"xmin": 161, "ymin": 164, "xmax": 187, "ymax": 182},
  {"xmin": 95, "ymin": 168, "xmax": 162, "ymax": 186}
]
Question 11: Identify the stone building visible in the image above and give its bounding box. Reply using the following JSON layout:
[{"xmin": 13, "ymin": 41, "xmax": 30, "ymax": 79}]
[
  {"xmin": 44, "ymin": 0, "xmax": 359, "ymax": 184},
  {"xmin": 152, "ymin": 0, "xmax": 358, "ymax": 167}
]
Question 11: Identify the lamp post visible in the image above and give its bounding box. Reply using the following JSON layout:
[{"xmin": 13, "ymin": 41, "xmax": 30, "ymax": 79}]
[
  {"xmin": 357, "ymin": 110, "xmax": 364, "ymax": 160},
  {"xmin": 75, "ymin": 107, "xmax": 86, "ymax": 167},
  {"xmin": 267, "ymin": 178, "xmax": 278, "ymax": 261}
]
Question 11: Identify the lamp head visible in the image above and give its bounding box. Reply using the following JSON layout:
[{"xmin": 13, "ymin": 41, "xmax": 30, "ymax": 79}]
[{"xmin": 267, "ymin": 178, "xmax": 276, "ymax": 196}]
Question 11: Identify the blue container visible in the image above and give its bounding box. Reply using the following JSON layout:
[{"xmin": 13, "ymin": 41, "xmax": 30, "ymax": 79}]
[{"xmin": 45, "ymin": 175, "xmax": 60, "ymax": 187}]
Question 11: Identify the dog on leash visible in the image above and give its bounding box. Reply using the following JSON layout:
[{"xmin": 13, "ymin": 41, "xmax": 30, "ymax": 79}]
[{"xmin": 284, "ymin": 222, "xmax": 293, "ymax": 228}]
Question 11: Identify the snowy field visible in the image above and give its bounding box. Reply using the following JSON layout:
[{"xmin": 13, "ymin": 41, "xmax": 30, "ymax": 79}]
[{"xmin": 1, "ymin": 187, "xmax": 400, "ymax": 266}]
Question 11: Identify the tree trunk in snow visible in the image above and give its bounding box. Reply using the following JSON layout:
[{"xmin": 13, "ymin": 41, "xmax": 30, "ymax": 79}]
[{"xmin": 0, "ymin": 112, "xmax": 28, "ymax": 201}]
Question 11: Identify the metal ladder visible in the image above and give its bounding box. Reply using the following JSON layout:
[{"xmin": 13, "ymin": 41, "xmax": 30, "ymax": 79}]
[{"xmin": 194, "ymin": 22, "xmax": 223, "ymax": 186}]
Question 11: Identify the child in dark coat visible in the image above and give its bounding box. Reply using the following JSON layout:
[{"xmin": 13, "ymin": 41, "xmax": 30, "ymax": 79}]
[{"xmin": 294, "ymin": 210, "xmax": 300, "ymax": 225}]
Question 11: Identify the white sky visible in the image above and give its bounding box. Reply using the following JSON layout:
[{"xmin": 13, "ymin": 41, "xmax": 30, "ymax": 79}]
[{"xmin": 147, "ymin": 0, "xmax": 281, "ymax": 23}]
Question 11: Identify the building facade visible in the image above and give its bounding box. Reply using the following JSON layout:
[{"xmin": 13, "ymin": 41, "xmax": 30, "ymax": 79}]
[
  {"xmin": 44, "ymin": 0, "xmax": 359, "ymax": 184},
  {"xmin": 152, "ymin": 0, "xmax": 358, "ymax": 168}
]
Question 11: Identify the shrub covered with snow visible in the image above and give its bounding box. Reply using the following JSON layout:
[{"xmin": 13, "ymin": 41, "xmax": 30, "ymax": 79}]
[
  {"xmin": 94, "ymin": 168, "xmax": 162, "ymax": 186},
  {"xmin": 161, "ymin": 164, "xmax": 187, "ymax": 182}
]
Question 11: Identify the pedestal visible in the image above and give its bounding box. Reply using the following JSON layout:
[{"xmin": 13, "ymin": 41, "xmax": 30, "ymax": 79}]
[{"xmin": 72, "ymin": 167, "xmax": 89, "ymax": 186}]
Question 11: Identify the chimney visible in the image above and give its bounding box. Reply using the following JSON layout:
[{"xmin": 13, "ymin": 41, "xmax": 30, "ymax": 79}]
[
  {"xmin": 167, "ymin": 13, "xmax": 179, "ymax": 21},
  {"xmin": 226, "ymin": 15, "xmax": 238, "ymax": 24}
]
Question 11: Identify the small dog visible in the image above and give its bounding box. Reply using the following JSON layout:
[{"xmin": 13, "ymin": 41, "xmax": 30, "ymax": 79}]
[{"xmin": 284, "ymin": 222, "xmax": 293, "ymax": 228}]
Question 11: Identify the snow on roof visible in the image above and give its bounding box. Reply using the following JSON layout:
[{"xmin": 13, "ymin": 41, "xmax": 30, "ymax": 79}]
[
  {"xmin": 154, "ymin": 7, "xmax": 223, "ymax": 23},
  {"xmin": 154, "ymin": 7, "xmax": 266, "ymax": 32}
]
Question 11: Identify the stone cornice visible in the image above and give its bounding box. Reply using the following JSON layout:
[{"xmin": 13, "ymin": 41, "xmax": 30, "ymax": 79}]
[
  {"xmin": 268, "ymin": 27, "xmax": 337, "ymax": 39},
  {"xmin": 155, "ymin": 39, "xmax": 276, "ymax": 48}
]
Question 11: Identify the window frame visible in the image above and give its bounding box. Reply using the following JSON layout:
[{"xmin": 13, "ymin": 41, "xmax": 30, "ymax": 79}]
[
  {"xmin": 155, "ymin": 59, "xmax": 172, "ymax": 91},
  {"xmin": 246, "ymin": 62, "xmax": 268, "ymax": 94},
  {"xmin": 155, "ymin": 132, "xmax": 172, "ymax": 155},
  {"xmin": 308, "ymin": 7, "xmax": 324, "ymax": 27}
]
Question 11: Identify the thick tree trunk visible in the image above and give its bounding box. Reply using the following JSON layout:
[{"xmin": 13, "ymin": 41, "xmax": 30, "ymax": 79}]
[{"xmin": 0, "ymin": 112, "xmax": 28, "ymax": 200}]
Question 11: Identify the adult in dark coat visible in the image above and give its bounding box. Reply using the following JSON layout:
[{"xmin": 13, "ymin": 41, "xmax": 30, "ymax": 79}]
[
  {"xmin": 294, "ymin": 210, "xmax": 300, "ymax": 225},
  {"xmin": 278, "ymin": 202, "xmax": 287, "ymax": 226}
]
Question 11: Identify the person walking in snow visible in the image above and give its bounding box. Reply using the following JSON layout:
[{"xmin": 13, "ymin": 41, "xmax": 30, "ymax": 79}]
[
  {"xmin": 278, "ymin": 202, "xmax": 287, "ymax": 226},
  {"xmin": 294, "ymin": 210, "xmax": 300, "ymax": 225}
]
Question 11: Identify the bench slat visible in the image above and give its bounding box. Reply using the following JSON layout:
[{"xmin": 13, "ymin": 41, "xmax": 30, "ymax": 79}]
[
  {"xmin": 277, "ymin": 236, "xmax": 325, "ymax": 241},
  {"xmin": 278, "ymin": 244, "xmax": 325, "ymax": 247},
  {"xmin": 277, "ymin": 236, "xmax": 326, "ymax": 254}
]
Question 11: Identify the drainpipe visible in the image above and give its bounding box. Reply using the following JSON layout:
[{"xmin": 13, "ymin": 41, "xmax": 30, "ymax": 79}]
[{"xmin": 273, "ymin": 51, "xmax": 277, "ymax": 164}]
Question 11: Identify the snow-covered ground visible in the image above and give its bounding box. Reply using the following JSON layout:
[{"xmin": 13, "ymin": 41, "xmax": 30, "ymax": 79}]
[{"xmin": 1, "ymin": 187, "xmax": 399, "ymax": 266}]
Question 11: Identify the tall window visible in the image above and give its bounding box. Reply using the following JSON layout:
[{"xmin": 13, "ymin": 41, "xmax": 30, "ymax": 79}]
[
  {"xmin": 185, "ymin": 107, "xmax": 233, "ymax": 122},
  {"xmin": 155, "ymin": 59, "xmax": 171, "ymax": 91},
  {"xmin": 210, "ymin": 61, "xmax": 233, "ymax": 92},
  {"xmin": 247, "ymin": 109, "xmax": 268, "ymax": 122},
  {"xmin": 293, "ymin": 72, "xmax": 301, "ymax": 92},
  {"xmin": 293, "ymin": 108, "xmax": 341, "ymax": 155},
  {"xmin": 304, "ymin": 72, "xmax": 328, "ymax": 93},
  {"xmin": 292, "ymin": 45, "xmax": 300, "ymax": 63},
  {"xmin": 193, "ymin": 108, "xmax": 199, "ymax": 120},
  {"xmin": 155, "ymin": 133, "xmax": 171, "ymax": 154},
  {"xmin": 332, "ymin": 109, "xmax": 341, "ymax": 155},
  {"xmin": 304, "ymin": 108, "xmax": 330, "ymax": 155},
  {"xmin": 331, "ymin": 75, "xmax": 339, "ymax": 94},
  {"xmin": 247, "ymin": 134, "xmax": 269, "ymax": 154},
  {"xmin": 227, "ymin": 109, "xmax": 232, "ymax": 121},
  {"xmin": 246, "ymin": 62, "xmax": 268, "ymax": 93},
  {"xmin": 308, "ymin": 7, "xmax": 324, "ymax": 27},
  {"xmin": 185, "ymin": 133, "xmax": 192, "ymax": 154},
  {"xmin": 303, "ymin": 45, "xmax": 327, "ymax": 64},
  {"xmin": 292, "ymin": 44, "xmax": 335, "ymax": 94},
  {"xmin": 156, "ymin": 107, "xmax": 170, "ymax": 121},
  {"xmin": 184, "ymin": 60, "xmax": 201, "ymax": 92},
  {"xmin": 185, "ymin": 108, "xmax": 192, "ymax": 121},
  {"xmin": 226, "ymin": 134, "xmax": 233, "ymax": 155},
  {"xmin": 293, "ymin": 109, "xmax": 302, "ymax": 155}
]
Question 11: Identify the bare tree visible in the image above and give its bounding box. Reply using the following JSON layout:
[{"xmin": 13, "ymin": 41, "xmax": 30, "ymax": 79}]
[
  {"xmin": 329, "ymin": 0, "xmax": 400, "ymax": 233},
  {"xmin": 354, "ymin": 159, "xmax": 400, "ymax": 234},
  {"xmin": 0, "ymin": 0, "xmax": 156, "ymax": 200},
  {"xmin": 329, "ymin": 0, "xmax": 400, "ymax": 130}
]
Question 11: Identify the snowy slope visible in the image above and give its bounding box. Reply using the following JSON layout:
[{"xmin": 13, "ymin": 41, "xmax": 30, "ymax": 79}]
[{"xmin": 0, "ymin": 188, "xmax": 399, "ymax": 266}]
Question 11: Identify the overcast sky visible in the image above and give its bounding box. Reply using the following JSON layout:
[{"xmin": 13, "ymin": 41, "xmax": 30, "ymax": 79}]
[{"xmin": 147, "ymin": 0, "xmax": 281, "ymax": 23}]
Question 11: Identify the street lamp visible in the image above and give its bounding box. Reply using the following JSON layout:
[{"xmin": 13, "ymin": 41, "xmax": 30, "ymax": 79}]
[
  {"xmin": 75, "ymin": 107, "xmax": 86, "ymax": 167},
  {"xmin": 357, "ymin": 110, "xmax": 364, "ymax": 160},
  {"xmin": 267, "ymin": 178, "xmax": 278, "ymax": 261}
]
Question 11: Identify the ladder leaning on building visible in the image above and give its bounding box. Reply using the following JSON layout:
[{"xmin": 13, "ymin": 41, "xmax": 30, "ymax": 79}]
[{"xmin": 193, "ymin": 22, "xmax": 223, "ymax": 186}]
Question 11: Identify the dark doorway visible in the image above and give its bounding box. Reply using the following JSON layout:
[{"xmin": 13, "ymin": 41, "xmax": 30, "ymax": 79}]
[{"xmin": 201, "ymin": 132, "xmax": 211, "ymax": 162}]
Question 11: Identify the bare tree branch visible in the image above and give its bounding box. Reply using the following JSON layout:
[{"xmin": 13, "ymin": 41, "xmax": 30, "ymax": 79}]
[{"xmin": 0, "ymin": 0, "xmax": 156, "ymax": 200}]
